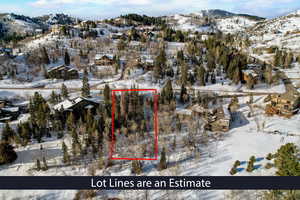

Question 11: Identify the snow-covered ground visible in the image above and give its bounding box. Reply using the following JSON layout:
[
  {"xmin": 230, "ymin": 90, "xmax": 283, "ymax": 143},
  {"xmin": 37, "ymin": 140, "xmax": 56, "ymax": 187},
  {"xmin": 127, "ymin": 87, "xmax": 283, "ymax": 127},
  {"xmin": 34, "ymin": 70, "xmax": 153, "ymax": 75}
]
[
  {"xmin": 249, "ymin": 10, "xmax": 300, "ymax": 52},
  {"xmin": 216, "ymin": 16, "xmax": 258, "ymax": 34},
  {"xmin": 0, "ymin": 94, "xmax": 299, "ymax": 199}
]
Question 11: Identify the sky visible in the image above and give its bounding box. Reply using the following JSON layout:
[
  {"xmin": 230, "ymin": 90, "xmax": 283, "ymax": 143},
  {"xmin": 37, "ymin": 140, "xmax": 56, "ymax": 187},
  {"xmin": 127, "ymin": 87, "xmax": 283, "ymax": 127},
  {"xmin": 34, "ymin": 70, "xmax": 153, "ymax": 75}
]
[{"xmin": 1, "ymin": 0, "xmax": 300, "ymax": 19}]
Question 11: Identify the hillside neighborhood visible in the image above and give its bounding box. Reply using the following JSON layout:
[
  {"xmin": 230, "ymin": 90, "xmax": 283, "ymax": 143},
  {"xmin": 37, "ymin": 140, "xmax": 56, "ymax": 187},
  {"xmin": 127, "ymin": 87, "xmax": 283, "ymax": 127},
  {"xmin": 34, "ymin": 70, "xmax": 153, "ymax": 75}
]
[{"xmin": 0, "ymin": 8, "xmax": 299, "ymax": 200}]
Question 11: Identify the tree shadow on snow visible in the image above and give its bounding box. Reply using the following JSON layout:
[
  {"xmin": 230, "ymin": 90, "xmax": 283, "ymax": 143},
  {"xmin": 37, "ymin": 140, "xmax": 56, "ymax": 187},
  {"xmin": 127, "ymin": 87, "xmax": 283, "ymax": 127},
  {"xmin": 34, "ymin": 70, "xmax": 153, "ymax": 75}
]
[
  {"xmin": 256, "ymin": 157, "xmax": 264, "ymax": 162},
  {"xmin": 254, "ymin": 164, "xmax": 262, "ymax": 170},
  {"xmin": 240, "ymin": 161, "xmax": 247, "ymax": 165},
  {"xmin": 236, "ymin": 167, "xmax": 244, "ymax": 172},
  {"xmin": 13, "ymin": 148, "xmax": 61, "ymax": 166},
  {"xmin": 230, "ymin": 112, "xmax": 249, "ymax": 129}
]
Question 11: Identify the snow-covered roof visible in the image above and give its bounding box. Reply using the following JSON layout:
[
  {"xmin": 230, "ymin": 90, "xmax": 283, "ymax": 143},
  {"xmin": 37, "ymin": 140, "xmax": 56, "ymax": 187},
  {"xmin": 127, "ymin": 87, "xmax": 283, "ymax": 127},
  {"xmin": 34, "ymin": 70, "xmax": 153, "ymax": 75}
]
[
  {"xmin": 110, "ymin": 32, "xmax": 123, "ymax": 36},
  {"xmin": 53, "ymin": 97, "xmax": 85, "ymax": 110},
  {"xmin": 95, "ymin": 54, "xmax": 114, "ymax": 60},
  {"xmin": 53, "ymin": 97, "xmax": 98, "ymax": 111},
  {"xmin": 242, "ymin": 69, "xmax": 259, "ymax": 77},
  {"xmin": 1, "ymin": 107, "xmax": 19, "ymax": 112},
  {"xmin": 94, "ymin": 65, "xmax": 113, "ymax": 70},
  {"xmin": 48, "ymin": 64, "xmax": 65, "ymax": 72},
  {"xmin": 68, "ymin": 68, "xmax": 78, "ymax": 72},
  {"xmin": 247, "ymin": 63, "xmax": 261, "ymax": 69},
  {"xmin": 85, "ymin": 105, "xmax": 94, "ymax": 109},
  {"xmin": 191, "ymin": 104, "xmax": 213, "ymax": 113}
]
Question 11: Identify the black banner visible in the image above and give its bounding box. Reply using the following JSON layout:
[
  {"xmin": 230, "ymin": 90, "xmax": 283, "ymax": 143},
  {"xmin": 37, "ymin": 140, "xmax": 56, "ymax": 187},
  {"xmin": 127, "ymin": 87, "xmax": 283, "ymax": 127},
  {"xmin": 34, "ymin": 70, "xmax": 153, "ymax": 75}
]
[{"xmin": 0, "ymin": 176, "xmax": 299, "ymax": 190}]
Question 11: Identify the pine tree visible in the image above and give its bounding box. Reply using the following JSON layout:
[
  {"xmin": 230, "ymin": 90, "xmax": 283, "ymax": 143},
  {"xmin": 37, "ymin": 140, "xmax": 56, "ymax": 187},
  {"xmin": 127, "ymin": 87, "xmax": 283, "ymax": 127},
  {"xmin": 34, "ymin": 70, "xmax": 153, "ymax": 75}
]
[
  {"xmin": 246, "ymin": 73, "xmax": 255, "ymax": 89},
  {"xmin": 103, "ymin": 84, "xmax": 111, "ymax": 105},
  {"xmin": 274, "ymin": 143, "xmax": 300, "ymax": 176},
  {"xmin": 81, "ymin": 69, "xmax": 90, "ymax": 98},
  {"xmin": 266, "ymin": 153, "xmax": 273, "ymax": 160},
  {"xmin": 42, "ymin": 157, "xmax": 48, "ymax": 171},
  {"xmin": 61, "ymin": 83, "xmax": 69, "ymax": 99},
  {"xmin": 158, "ymin": 147, "xmax": 167, "ymax": 171},
  {"xmin": 36, "ymin": 159, "xmax": 41, "ymax": 171},
  {"xmin": 180, "ymin": 63, "xmax": 188, "ymax": 85},
  {"xmin": 234, "ymin": 160, "xmax": 241, "ymax": 168},
  {"xmin": 1, "ymin": 123, "xmax": 15, "ymax": 142},
  {"xmin": 66, "ymin": 113, "xmax": 75, "ymax": 131},
  {"xmin": 163, "ymin": 80, "xmax": 173, "ymax": 103},
  {"xmin": 246, "ymin": 161, "xmax": 254, "ymax": 172},
  {"xmin": 172, "ymin": 136, "xmax": 176, "ymax": 150},
  {"xmin": 114, "ymin": 56, "xmax": 120, "ymax": 74},
  {"xmin": 230, "ymin": 167, "xmax": 237, "ymax": 175},
  {"xmin": 49, "ymin": 91, "xmax": 58, "ymax": 104},
  {"xmin": 62, "ymin": 141, "xmax": 70, "ymax": 164},
  {"xmin": 175, "ymin": 115, "xmax": 181, "ymax": 133},
  {"xmin": 250, "ymin": 156, "xmax": 256, "ymax": 163},
  {"xmin": 132, "ymin": 160, "xmax": 143, "ymax": 174},
  {"xmin": 197, "ymin": 65, "xmax": 206, "ymax": 86},
  {"xmin": 0, "ymin": 142, "xmax": 17, "ymax": 165},
  {"xmin": 42, "ymin": 47, "xmax": 50, "ymax": 65},
  {"xmin": 64, "ymin": 50, "xmax": 70, "ymax": 66},
  {"xmin": 18, "ymin": 123, "xmax": 31, "ymax": 146},
  {"xmin": 177, "ymin": 50, "xmax": 184, "ymax": 63},
  {"xmin": 180, "ymin": 84, "xmax": 188, "ymax": 104},
  {"xmin": 154, "ymin": 48, "xmax": 166, "ymax": 80}
]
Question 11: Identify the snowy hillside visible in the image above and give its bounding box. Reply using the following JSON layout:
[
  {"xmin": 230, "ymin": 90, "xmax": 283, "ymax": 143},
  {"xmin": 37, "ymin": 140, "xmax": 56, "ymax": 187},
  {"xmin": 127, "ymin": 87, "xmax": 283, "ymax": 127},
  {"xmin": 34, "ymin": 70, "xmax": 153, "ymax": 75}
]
[
  {"xmin": 166, "ymin": 10, "xmax": 263, "ymax": 34},
  {"xmin": 216, "ymin": 16, "xmax": 258, "ymax": 34},
  {"xmin": 167, "ymin": 14, "xmax": 216, "ymax": 33},
  {"xmin": 0, "ymin": 14, "xmax": 45, "ymax": 34},
  {"xmin": 35, "ymin": 13, "xmax": 77, "ymax": 25},
  {"xmin": 0, "ymin": 13, "xmax": 46, "ymax": 36},
  {"xmin": 249, "ymin": 9, "xmax": 300, "ymax": 51},
  {"xmin": 192, "ymin": 9, "xmax": 235, "ymax": 18}
]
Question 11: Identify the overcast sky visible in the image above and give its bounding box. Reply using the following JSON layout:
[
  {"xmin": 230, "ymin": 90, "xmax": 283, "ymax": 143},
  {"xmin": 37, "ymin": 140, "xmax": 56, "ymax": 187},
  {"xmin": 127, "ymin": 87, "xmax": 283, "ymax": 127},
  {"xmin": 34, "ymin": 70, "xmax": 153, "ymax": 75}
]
[{"xmin": 1, "ymin": 0, "xmax": 299, "ymax": 19}]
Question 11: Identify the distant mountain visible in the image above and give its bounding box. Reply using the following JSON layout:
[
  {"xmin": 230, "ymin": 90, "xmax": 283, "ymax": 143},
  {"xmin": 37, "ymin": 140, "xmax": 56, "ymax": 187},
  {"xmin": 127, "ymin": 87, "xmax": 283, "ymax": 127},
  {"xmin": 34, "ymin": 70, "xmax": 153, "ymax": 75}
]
[
  {"xmin": 247, "ymin": 9, "xmax": 300, "ymax": 51},
  {"xmin": 34, "ymin": 13, "xmax": 77, "ymax": 25},
  {"xmin": 0, "ymin": 13, "xmax": 46, "ymax": 38},
  {"xmin": 193, "ymin": 9, "xmax": 235, "ymax": 18},
  {"xmin": 0, "ymin": 13, "xmax": 78, "ymax": 41},
  {"xmin": 165, "ymin": 9, "xmax": 264, "ymax": 34}
]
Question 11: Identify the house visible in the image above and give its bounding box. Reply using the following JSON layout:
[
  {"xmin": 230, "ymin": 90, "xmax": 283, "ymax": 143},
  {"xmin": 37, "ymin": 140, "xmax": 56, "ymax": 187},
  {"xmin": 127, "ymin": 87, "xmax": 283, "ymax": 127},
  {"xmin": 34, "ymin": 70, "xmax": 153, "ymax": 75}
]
[
  {"xmin": 205, "ymin": 106, "xmax": 231, "ymax": 132},
  {"xmin": 201, "ymin": 35, "xmax": 209, "ymax": 41},
  {"xmin": 92, "ymin": 54, "xmax": 116, "ymax": 78},
  {"xmin": 47, "ymin": 65, "xmax": 79, "ymax": 80},
  {"xmin": 0, "ymin": 48, "xmax": 12, "ymax": 56},
  {"xmin": 94, "ymin": 54, "xmax": 115, "ymax": 66},
  {"xmin": 191, "ymin": 104, "xmax": 232, "ymax": 132},
  {"xmin": 0, "ymin": 107, "xmax": 20, "ymax": 123},
  {"xmin": 266, "ymin": 92, "xmax": 300, "ymax": 117},
  {"xmin": 53, "ymin": 97, "xmax": 100, "ymax": 119},
  {"xmin": 110, "ymin": 32, "xmax": 125, "ymax": 40},
  {"xmin": 91, "ymin": 65, "xmax": 115, "ymax": 78},
  {"xmin": 51, "ymin": 25, "xmax": 62, "ymax": 35},
  {"xmin": 0, "ymin": 100, "xmax": 8, "ymax": 108},
  {"xmin": 242, "ymin": 69, "xmax": 260, "ymax": 84},
  {"xmin": 35, "ymin": 29, "xmax": 43, "ymax": 35},
  {"xmin": 114, "ymin": 18, "xmax": 130, "ymax": 26}
]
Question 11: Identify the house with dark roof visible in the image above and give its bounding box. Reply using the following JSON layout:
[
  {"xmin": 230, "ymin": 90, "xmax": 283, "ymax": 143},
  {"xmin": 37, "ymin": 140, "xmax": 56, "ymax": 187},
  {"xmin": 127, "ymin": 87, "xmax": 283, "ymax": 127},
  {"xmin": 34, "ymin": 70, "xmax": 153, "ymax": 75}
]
[
  {"xmin": 47, "ymin": 65, "xmax": 79, "ymax": 80},
  {"xmin": 53, "ymin": 97, "xmax": 100, "ymax": 119},
  {"xmin": 266, "ymin": 92, "xmax": 300, "ymax": 117},
  {"xmin": 94, "ymin": 54, "xmax": 115, "ymax": 66},
  {"xmin": 191, "ymin": 104, "xmax": 232, "ymax": 132}
]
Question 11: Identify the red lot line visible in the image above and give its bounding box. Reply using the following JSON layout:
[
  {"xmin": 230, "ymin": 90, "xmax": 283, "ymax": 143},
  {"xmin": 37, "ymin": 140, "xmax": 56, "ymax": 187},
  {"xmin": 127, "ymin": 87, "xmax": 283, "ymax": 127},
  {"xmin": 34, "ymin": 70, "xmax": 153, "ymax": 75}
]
[{"xmin": 109, "ymin": 89, "xmax": 159, "ymax": 160}]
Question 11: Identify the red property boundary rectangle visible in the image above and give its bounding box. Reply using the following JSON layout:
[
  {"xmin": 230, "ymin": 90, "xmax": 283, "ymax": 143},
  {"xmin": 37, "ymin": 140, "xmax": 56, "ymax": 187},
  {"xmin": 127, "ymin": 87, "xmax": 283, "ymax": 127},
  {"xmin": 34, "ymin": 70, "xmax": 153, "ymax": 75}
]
[{"xmin": 110, "ymin": 89, "xmax": 159, "ymax": 160}]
